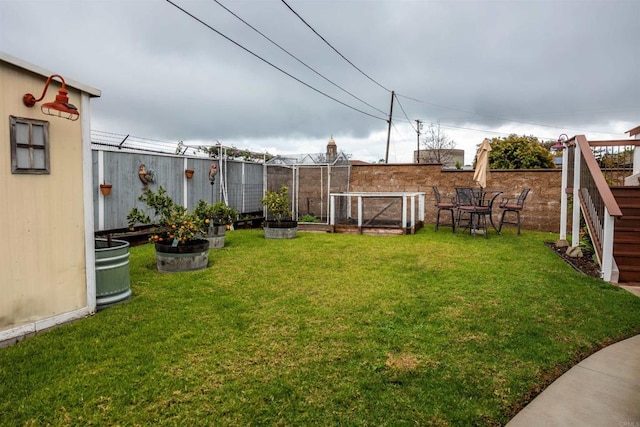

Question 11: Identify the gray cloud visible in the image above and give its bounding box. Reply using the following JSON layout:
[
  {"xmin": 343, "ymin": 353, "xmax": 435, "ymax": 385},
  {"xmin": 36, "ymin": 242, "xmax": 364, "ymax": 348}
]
[{"xmin": 2, "ymin": 0, "xmax": 638, "ymax": 162}]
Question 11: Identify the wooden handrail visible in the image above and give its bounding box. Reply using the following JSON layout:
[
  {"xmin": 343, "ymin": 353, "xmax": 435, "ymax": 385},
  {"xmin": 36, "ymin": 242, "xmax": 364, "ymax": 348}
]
[
  {"xmin": 588, "ymin": 139, "xmax": 640, "ymax": 147},
  {"xmin": 575, "ymin": 135, "xmax": 623, "ymax": 218}
]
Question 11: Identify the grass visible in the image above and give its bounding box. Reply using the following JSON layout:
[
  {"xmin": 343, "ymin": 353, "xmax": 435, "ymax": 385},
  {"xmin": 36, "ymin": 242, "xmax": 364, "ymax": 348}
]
[{"xmin": 2, "ymin": 227, "xmax": 640, "ymax": 426}]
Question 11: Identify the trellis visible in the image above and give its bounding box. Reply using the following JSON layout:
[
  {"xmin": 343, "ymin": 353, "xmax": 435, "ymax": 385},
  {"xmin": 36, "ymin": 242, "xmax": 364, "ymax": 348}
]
[{"xmin": 265, "ymin": 152, "xmax": 351, "ymax": 223}]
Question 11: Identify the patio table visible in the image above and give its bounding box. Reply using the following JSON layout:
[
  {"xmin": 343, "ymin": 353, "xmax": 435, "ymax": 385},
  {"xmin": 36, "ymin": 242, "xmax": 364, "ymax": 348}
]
[
  {"xmin": 455, "ymin": 187, "xmax": 503, "ymax": 235},
  {"xmin": 479, "ymin": 190, "xmax": 504, "ymax": 232}
]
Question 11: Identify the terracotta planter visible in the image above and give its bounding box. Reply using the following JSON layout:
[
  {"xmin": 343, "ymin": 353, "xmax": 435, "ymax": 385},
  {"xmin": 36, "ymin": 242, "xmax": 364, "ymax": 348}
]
[
  {"xmin": 99, "ymin": 184, "xmax": 112, "ymax": 196},
  {"xmin": 185, "ymin": 169, "xmax": 195, "ymax": 179}
]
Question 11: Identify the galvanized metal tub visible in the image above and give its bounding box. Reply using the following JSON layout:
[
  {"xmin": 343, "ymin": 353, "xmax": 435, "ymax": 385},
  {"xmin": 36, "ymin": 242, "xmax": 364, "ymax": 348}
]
[
  {"xmin": 263, "ymin": 221, "xmax": 298, "ymax": 239},
  {"xmin": 154, "ymin": 239, "xmax": 210, "ymax": 272},
  {"xmin": 206, "ymin": 224, "xmax": 226, "ymax": 249},
  {"xmin": 95, "ymin": 238, "xmax": 131, "ymax": 310}
]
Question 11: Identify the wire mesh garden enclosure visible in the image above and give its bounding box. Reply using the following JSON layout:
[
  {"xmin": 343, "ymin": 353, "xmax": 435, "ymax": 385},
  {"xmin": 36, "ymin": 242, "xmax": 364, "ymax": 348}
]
[
  {"xmin": 330, "ymin": 192, "xmax": 426, "ymax": 235},
  {"xmin": 265, "ymin": 152, "xmax": 351, "ymax": 224}
]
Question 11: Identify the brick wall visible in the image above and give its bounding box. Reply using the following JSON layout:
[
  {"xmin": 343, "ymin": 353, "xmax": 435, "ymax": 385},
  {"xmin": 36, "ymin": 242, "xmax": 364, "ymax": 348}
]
[{"xmin": 349, "ymin": 164, "xmax": 562, "ymax": 232}]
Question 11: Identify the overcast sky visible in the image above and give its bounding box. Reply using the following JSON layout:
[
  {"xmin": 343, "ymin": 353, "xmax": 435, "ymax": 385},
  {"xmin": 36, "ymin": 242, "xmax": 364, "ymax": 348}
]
[{"xmin": 2, "ymin": 0, "xmax": 639, "ymax": 164}]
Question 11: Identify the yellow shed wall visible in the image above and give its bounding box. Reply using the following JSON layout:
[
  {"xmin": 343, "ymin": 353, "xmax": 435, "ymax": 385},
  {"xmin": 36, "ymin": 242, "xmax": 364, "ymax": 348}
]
[{"xmin": 0, "ymin": 62, "xmax": 87, "ymax": 329}]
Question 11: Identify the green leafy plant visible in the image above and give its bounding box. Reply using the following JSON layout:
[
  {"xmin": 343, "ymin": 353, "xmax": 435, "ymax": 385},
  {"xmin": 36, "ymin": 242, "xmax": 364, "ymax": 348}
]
[
  {"xmin": 261, "ymin": 185, "xmax": 293, "ymax": 225},
  {"xmin": 194, "ymin": 200, "xmax": 239, "ymax": 226},
  {"xmin": 127, "ymin": 186, "xmax": 204, "ymax": 245},
  {"xmin": 487, "ymin": 134, "xmax": 556, "ymax": 169},
  {"xmin": 579, "ymin": 225, "xmax": 598, "ymax": 263},
  {"xmin": 299, "ymin": 214, "xmax": 319, "ymax": 223}
]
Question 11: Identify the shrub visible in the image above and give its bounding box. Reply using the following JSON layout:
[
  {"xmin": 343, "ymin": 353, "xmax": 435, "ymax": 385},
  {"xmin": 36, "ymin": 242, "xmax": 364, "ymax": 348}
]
[
  {"xmin": 194, "ymin": 200, "xmax": 239, "ymax": 226},
  {"xmin": 261, "ymin": 186, "xmax": 292, "ymax": 224},
  {"xmin": 127, "ymin": 187, "xmax": 205, "ymax": 245}
]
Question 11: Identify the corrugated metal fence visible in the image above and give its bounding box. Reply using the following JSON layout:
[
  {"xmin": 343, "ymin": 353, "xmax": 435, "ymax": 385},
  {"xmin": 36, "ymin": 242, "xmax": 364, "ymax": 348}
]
[{"xmin": 92, "ymin": 148, "xmax": 265, "ymax": 231}]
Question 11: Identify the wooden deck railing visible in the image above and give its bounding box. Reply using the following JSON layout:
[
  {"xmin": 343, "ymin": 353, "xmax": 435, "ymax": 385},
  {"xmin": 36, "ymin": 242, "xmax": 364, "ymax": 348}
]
[{"xmin": 562, "ymin": 135, "xmax": 638, "ymax": 282}]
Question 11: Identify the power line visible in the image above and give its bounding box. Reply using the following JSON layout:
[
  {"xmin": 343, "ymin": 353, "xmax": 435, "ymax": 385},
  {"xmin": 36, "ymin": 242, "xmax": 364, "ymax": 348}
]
[
  {"xmin": 280, "ymin": 0, "xmax": 391, "ymax": 93},
  {"xmin": 393, "ymin": 94, "xmax": 417, "ymax": 133},
  {"xmin": 212, "ymin": 0, "xmax": 387, "ymax": 117},
  {"xmin": 164, "ymin": 0, "xmax": 387, "ymax": 122}
]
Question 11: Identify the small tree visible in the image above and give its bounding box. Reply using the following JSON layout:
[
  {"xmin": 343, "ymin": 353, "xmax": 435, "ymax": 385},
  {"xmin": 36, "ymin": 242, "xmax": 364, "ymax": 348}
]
[
  {"xmin": 487, "ymin": 134, "xmax": 555, "ymax": 169},
  {"xmin": 127, "ymin": 187, "xmax": 204, "ymax": 245},
  {"xmin": 193, "ymin": 200, "xmax": 239, "ymax": 226},
  {"xmin": 261, "ymin": 186, "xmax": 292, "ymax": 225},
  {"xmin": 420, "ymin": 122, "xmax": 456, "ymax": 164}
]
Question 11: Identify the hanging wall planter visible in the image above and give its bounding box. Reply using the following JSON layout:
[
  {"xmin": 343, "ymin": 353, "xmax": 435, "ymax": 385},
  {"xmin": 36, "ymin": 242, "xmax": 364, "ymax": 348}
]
[
  {"xmin": 185, "ymin": 169, "xmax": 195, "ymax": 179},
  {"xmin": 99, "ymin": 184, "xmax": 112, "ymax": 196}
]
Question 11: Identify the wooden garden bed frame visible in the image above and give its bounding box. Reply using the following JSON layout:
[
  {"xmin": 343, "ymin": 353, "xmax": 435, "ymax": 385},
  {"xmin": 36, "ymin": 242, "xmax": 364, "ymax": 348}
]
[{"xmin": 329, "ymin": 192, "xmax": 426, "ymax": 235}]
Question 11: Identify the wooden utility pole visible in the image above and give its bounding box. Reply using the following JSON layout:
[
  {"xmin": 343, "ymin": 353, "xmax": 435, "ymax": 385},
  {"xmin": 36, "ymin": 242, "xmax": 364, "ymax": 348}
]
[
  {"xmin": 385, "ymin": 90, "xmax": 394, "ymax": 163},
  {"xmin": 415, "ymin": 119, "xmax": 422, "ymax": 163}
]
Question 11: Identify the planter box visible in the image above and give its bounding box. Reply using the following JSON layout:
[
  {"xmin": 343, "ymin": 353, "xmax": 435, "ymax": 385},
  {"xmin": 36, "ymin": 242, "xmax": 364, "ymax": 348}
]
[
  {"xmin": 154, "ymin": 239, "xmax": 210, "ymax": 272},
  {"xmin": 206, "ymin": 224, "xmax": 226, "ymax": 249},
  {"xmin": 263, "ymin": 220, "xmax": 298, "ymax": 239}
]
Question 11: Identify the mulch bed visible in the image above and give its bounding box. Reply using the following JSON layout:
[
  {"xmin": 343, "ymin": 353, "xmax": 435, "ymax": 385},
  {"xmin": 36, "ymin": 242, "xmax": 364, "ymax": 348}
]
[{"xmin": 545, "ymin": 241, "xmax": 601, "ymax": 278}]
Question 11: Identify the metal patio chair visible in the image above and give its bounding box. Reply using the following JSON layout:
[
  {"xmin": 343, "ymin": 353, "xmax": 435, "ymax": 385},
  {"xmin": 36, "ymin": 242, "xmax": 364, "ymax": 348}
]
[
  {"xmin": 498, "ymin": 188, "xmax": 531, "ymax": 235},
  {"xmin": 455, "ymin": 187, "xmax": 487, "ymax": 237},
  {"xmin": 432, "ymin": 186, "xmax": 456, "ymax": 232}
]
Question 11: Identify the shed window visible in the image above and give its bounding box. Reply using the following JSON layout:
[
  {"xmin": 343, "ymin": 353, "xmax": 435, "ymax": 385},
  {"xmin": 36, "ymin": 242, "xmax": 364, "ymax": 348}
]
[{"xmin": 10, "ymin": 116, "xmax": 50, "ymax": 174}]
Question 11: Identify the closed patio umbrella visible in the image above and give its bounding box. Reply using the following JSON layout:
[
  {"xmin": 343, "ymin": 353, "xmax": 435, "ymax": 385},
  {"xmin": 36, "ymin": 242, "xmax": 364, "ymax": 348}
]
[{"xmin": 473, "ymin": 138, "xmax": 491, "ymax": 189}]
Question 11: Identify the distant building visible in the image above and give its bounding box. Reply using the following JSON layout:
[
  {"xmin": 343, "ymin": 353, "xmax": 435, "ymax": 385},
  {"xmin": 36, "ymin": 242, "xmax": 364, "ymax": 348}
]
[
  {"xmin": 326, "ymin": 136, "xmax": 337, "ymax": 163},
  {"xmin": 414, "ymin": 149, "xmax": 464, "ymax": 168}
]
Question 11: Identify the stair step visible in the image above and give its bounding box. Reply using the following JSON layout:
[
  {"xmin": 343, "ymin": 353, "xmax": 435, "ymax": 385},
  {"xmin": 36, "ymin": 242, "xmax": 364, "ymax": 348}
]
[
  {"xmin": 618, "ymin": 265, "xmax": 640, "ymax": 273},
  {"xmin": 614, "ymin": 248, "xmax": 640, "ymax": 256},
  {"xmin": 614, "ymin": 249, "xmax": 640, "ymax": 257},
  {"xmin": 611, "ymin": 186, "xmax": 640, "ymax": 197},
  {"xmin": 616, "ymin": 216, "xmax": 640, "ymax": 227},
  {"xmin": 616, "ymin": 259, "xmax": 640, "ymax": 269},
  {"xmin": 614, "ymin": 226, "xmax": 640, "ymax": 233},
  {"xmin": 614, "ymin": 238, "xmax": 640, "ymax": 247},
  {"xmin": 618, "ymin": 210, "xmax": 640, "ymax": 219},
  {"xmin": 620, "ymin": 271, "xmax": 640, "ymax": 283}
]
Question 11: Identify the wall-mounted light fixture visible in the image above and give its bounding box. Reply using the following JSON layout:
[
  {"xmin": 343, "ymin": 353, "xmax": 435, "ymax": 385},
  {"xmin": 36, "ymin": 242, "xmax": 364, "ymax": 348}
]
[
  {"xmin": 23, "ymin": 74, "xmax": 79, "ymax": 121},
  {"xmin": 551, "ymin": 133, "xmax": 569, "ymax": 151}
]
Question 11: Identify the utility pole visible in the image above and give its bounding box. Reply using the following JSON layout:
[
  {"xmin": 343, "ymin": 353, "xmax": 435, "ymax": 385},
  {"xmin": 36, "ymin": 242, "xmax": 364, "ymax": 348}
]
[
  {"xmin": 415, "ymin": 119, "xmax": 422, "ymax": 163},
  {"xmin": 385, "ymin": 90, "xmax": 394, "ymax": 163}
]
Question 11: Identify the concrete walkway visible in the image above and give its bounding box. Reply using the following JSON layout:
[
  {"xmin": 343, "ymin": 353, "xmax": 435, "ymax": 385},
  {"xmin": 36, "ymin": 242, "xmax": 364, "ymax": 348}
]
[{"xmin": 507, "ymin": 333, "xmax": 640, "ymax": 426}]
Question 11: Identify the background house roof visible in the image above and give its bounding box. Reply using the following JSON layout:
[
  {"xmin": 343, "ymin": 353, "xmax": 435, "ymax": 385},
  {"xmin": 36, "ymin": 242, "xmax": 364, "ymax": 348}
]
[{"xmin": 627, "ymin": 125, "xmax": 640, "ymax": 137}]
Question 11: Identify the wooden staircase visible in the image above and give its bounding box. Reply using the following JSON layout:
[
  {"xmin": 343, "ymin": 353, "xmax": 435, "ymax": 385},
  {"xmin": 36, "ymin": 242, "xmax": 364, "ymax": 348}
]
[{"xmin": 612, "ymin": 186, "xmax": 640, "ymax": 283}]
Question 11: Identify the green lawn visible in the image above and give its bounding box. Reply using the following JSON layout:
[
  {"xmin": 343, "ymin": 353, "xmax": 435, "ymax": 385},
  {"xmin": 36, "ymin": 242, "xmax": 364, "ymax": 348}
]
[{"xmin": 2, "ymin": 228, "xmax": 640, "ymax": 426}]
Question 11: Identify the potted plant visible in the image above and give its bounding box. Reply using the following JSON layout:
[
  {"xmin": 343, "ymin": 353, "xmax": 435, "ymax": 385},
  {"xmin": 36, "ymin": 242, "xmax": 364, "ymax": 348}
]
[
  {"xmin": 127, "ymin": 186, "xmax": 210, "ymax": 272},
  {"xmin": 193, "ymin": 200, "xmax": 239, "ymax": 249},
  {"xmin": 261, "ymin": 185, "xmax": 297, "ymax": 239}
]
